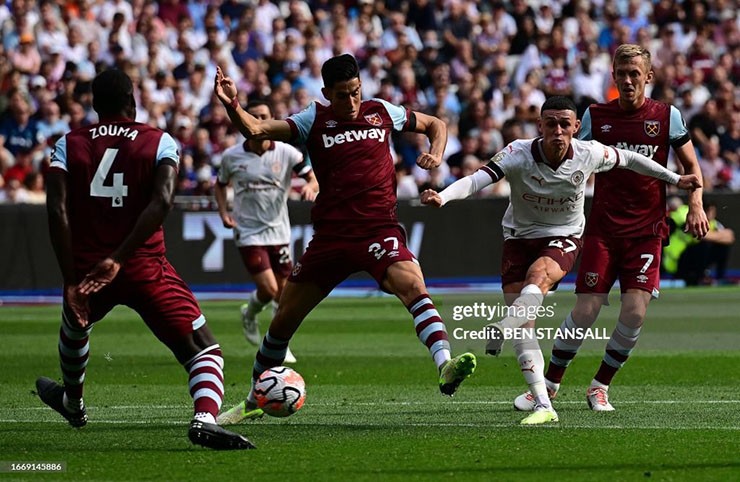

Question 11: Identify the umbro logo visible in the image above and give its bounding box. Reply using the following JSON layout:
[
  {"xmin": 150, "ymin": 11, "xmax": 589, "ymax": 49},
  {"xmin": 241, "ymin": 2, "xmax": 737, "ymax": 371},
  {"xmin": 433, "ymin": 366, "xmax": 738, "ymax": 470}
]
[
  {"xmin": 325, "ymin": 120, "xmax": 337, "ymax": 128},
  {"xmin": 601, "ymin": 124, "xmax": 612, "ymax": 132}
]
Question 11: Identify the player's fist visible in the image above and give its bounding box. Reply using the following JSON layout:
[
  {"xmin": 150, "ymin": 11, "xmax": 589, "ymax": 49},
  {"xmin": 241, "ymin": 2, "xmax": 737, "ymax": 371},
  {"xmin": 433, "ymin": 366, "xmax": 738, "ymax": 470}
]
[
  {"xmin": 214, "ymin": 66, "xmax": 238, "ymax": 104},
  {"xmin": 220, "ymin": 213, "xmax": 236, "ymax": 228},
  {"xmin": 420, "ymin": 189, "xmax": 443, "ymax": 207},
  {"xmin": 416, "ymin": 152, "xmax": 440, "ymax": 170},
  {"xmin": 677, "ymin": 174, "xmax": 702, "ymax": 191}
]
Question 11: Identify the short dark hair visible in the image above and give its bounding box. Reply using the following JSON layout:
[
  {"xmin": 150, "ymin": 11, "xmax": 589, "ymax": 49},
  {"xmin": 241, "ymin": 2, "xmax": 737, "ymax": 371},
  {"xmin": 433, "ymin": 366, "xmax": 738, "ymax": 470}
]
[
  {"xmin": 246, "ymin": 99, "xmax": 273, "ymax": 116},
  {"xmin": 321, "ymin": 54, "xmax": 360, "ymax": 88},
  {"xmin": 540, "ymin": 96, "xmax": 577, "ymax": 114},
  {"xmin": 92, "ymin": 69, "xmax": 134, "ymax": 116}
]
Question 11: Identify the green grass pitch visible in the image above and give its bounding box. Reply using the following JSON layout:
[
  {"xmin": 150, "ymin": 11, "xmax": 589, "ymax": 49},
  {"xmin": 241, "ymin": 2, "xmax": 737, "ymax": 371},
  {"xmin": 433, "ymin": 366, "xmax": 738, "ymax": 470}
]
[{"xmin": 1, "ymin": 287, "xmax": 739, "ymax": 481}]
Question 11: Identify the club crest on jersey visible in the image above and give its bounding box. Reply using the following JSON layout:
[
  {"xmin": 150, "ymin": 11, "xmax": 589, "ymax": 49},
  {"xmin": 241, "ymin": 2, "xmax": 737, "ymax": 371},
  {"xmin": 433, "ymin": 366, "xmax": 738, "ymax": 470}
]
[
  {"xmin": 364, "ymin": 113, "xmax": 382, "ymax": 126},
  {"xmin": 644, "ymin": 120, "xmax": 660, "ymax": 137},
  {"xmin": 571, "ymin": 170, "xmax": 585, "ymax": 185},
  {"xmin": 585, "ymin": 272, "xmax": 599, "ymax": 288},
  {"xmin": 325, "ymin": 120, "xmax": 337, "ymax": 128},
  {"xmin": 491, "ymin": 151, "xmax": 506, "ymax": 164}
]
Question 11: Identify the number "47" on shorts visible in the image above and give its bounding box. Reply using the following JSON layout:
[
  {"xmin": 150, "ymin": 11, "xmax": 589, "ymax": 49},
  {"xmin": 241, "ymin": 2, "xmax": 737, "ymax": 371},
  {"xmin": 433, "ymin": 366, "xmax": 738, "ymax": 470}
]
[{"xmin": 368, "ymin": 237, "xmax": 400, "ymax": 260}]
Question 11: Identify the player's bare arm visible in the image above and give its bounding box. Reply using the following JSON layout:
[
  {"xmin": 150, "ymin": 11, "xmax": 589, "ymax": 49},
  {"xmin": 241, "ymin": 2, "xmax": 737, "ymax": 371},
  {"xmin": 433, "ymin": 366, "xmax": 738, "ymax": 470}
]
[
  {"xmin": 215, "ymin": 66, "xmax": 292, "ymax": 142},
  {"xmin": 299, "ymin": 170, "xmax": 319, "ymax": 202},
  {"xmin": 79, "ymin": 163, "xmax": 177, "ymax": 295},
  {"xmin": 410, "ymin": 111, "xmax": 447, "ymax": 169},
  {"xmin": 674, "ymin": 140, "xmax": 709, "ymax": 239},
  {"xmin": 214, "ymin": 180, "xmax": 236, "ymax": 228},
  {"xmin": 46, "ymin": 170, "xmax": 90, "ymax": 327}
]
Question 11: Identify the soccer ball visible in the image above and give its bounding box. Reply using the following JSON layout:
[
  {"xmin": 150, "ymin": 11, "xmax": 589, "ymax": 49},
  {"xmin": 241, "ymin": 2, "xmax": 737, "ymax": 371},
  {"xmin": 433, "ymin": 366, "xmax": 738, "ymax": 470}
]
[{"xmin": 254, "ymin": 366, "xmax": 306, "ymax": 417}]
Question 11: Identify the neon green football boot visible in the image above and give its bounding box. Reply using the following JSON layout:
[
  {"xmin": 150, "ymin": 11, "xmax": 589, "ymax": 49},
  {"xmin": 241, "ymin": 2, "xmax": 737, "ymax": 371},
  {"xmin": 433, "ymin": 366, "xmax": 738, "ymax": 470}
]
[{"xmin": 439, "ymin": 352, "xmax": 477, "ymax": 396}]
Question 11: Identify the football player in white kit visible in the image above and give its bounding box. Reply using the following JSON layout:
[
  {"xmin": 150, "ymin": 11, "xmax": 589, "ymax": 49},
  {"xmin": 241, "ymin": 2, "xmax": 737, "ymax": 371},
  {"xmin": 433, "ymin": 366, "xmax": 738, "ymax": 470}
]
[
  {"xmin": 215, "ymin": 100, "xmax": 318, "ymax": 364},
  {"xmin": 421, "ymin": 96, "xmax": 701, "ymax": 425}
]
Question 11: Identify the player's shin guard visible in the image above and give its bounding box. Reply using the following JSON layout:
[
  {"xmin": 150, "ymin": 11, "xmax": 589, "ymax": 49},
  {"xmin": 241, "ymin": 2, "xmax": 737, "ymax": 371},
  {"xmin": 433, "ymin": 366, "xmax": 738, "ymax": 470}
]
[
  {"xmin": 546, "ymin": 313, "xmax": 586, "ymax": 384},
  {"xmin": 252, "ymin": 331, "xmax": 290, "ymax": 386},
  {"xmin": 407, "ymin": 294, "xmax": 451, "ymax": 369},
  {"xmin": 185, "ymin": 345, "xmax": 225, "ymax": 422},
  {"xmin": 594, "ymin": 321, "xmax": 641, "ymax": 386},
  {"xmin": 513, "ymin": 335, "xmax": 550, "ymax": 409},
  {"xmin": 58, "ymin": 314, "xmax": 92, "ymax": 403},
  {"xmin": 498, "ymin": 284, "xmax": 544, "ymax": 331}
]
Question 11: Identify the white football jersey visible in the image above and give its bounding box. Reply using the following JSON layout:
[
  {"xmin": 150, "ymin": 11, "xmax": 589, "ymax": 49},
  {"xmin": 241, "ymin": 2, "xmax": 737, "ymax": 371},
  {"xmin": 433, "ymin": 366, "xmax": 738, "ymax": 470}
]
[
  {"xmin": 218, "ymin": 141, "xmax": 310, "ymax": 246},
  {"xmin": 483, "ymin": 137, "xmax": 619, "ymax": 239}
]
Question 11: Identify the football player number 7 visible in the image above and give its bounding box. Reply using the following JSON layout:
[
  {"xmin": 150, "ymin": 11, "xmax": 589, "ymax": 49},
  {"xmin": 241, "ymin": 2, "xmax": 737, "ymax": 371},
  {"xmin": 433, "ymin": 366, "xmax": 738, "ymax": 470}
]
[
  {"xmin": 90, "ymin": 148, "xmax": 128, "ymax": 207},
  {"xmin": 368, "ymin": 237, "xmax": 399, "ymax": 260}
]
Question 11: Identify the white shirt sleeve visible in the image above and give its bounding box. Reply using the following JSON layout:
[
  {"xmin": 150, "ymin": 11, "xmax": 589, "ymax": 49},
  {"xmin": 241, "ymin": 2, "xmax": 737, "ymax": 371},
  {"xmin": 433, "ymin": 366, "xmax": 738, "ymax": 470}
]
[
  {"xmin": 156, "ymin": 132, "xmax": 180, "ymax": 166},
  {"xmin": 50, "ymin": 135, "xmax": 68, "ymax": 171},
  {"xmin": 616, "ymin": 148, "xmax": 680, "ymax": 185},
  {"xmin": 439, "ymin": 170, "xmax": 496, "ymax": 206}
]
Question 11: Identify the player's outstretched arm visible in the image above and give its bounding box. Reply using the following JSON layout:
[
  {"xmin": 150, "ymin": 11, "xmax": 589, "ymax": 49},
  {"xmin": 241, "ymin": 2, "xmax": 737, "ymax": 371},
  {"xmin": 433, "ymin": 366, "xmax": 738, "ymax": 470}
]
[
  {"xmin": 47, "ymin": 170, "xmax": 90, "ymax": 327},
  {"xmin": 422, "ymin": 169, "xmax": 497, "ymax": 207},
  {"xmin": 615, "ymin": 148, "xmax": 702, "ymax": 191},
  {"xmin": 214, "ymin": 66, "xmax": 292, "ymax": 142},
  {"xmin": 410, "ymin": 111, "xmax": 447, "ymax": 170},
  {"xmin": 674, "ymin": 140, "xmax": 709, "ymax": 239},
  {"xmin": 79, "ymin": 163, "xmax": 177, "ymax": 295}
]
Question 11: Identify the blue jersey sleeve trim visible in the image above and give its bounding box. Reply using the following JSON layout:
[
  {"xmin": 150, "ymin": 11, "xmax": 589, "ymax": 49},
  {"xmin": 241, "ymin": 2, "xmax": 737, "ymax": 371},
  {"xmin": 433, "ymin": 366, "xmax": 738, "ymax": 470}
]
[
  {"xmin": 287, "ymin": 102, "xmax": 317, "ymax": 143},
  {"xmin": 156, "ymin": 133, "xmax": 180, "ymax": 166},
  {"xmin": 577, "ymin": 108, "xmax": 592, "ymax": 141},
  {"xmin": 669, "ymin": 105, "xmax": 690, "ymax": 147},
  {"xmin": 374, "ymin": 98, "xmax": 408, "ymax": 130},
  {"xmin": 49, "ymin": 135, "xmax": 68, "ymax": 171}
]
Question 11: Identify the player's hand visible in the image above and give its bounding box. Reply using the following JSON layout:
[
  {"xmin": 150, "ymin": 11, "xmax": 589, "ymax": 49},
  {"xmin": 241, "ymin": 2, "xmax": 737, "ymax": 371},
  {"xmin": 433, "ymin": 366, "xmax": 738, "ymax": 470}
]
[
  {"xmin": 214, "ymin": 66, "xmax": 238, "ymax": 105},
  {"xmin": 220, "ymin": 212, "xmax": 236, "ymax": 228},
  {"xmin": 676, "ymin": 174, "xmax": 702, "ymax": 191},
  {"xmin": 685, "ymin": 207, "xmax": 709, "ymax": 239},
  {"xmin": 416, "ymin": 152, "xmax": 441, "ymax": 170},
  {"xmin": 79, "ymin": 257, "xmax": 121, "ymax": 295},
  {"xmin": 299, "ymin": 184, "xmax": 317, "ymax": 202},
  {"xmin": 64, "ymin": 284, "xmax": 90, "ymax": 328},
  {"xmin": 420, "ymin": 189, "xmax": 443, "ymax": 207}
]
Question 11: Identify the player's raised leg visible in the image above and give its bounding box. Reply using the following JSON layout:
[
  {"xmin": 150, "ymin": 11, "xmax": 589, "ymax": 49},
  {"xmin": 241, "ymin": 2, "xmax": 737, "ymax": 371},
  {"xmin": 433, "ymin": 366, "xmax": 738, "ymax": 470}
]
[
  {"xmin": 219, "ymin": 280, "xmax": 327, "ymax": 425},
  {"xmin": 36, "ymin": 303, "xmax": 92, "ymax": 427},
  {"xmin": 382, "ymin": 261, "xmax": 476, "ymax": 396}
]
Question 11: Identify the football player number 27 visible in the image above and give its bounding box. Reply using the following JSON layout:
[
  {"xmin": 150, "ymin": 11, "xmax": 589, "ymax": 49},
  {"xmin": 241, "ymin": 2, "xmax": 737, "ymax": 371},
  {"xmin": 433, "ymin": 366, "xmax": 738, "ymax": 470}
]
[
  {"xmin": 368, "ymin": 237, "xmax": 399, "ymax": 260},
  {"xmin": 90, "ymin": 148, "xmax": 129, "ymax": 207}
]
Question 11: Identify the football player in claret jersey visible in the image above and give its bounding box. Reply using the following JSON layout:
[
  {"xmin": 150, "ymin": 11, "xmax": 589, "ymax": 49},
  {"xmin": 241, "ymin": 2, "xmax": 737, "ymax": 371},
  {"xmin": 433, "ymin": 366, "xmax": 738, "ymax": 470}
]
[
  {"xmin": 421, "ymin": 96, "xmax": 701, "ymax": 424},
  {"xmin": 38, "ymin": 69, "xmax": 253, "ymax": 450},
  {"xmin": 512, "ymin": 44, "xmax": 709, "ymax": 413},
  {"xmin": 215, "ymin": 99, "xmax": 318, "ymax": 363},
  {"xmin": 214, "ymin": 54, "xmax": 477, "ymax": 425}
]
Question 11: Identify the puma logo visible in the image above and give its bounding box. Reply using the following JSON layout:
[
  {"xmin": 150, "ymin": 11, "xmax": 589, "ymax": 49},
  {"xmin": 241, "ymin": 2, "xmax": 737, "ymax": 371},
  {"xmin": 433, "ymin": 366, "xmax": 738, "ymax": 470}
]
[{"xmin": 531, "ymin": 175, "xmax": 545, "ymax": 186}]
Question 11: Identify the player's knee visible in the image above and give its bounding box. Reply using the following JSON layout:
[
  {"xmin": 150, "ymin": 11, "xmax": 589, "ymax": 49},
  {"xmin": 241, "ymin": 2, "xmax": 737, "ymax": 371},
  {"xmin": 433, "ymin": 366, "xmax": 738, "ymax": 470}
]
[
  {"xmin": 571, "ymin": 300, "xmax": 602, "ymax": 327},
  {"xmin": 256, "ymin": 284, "xmax": 279, "ymax": 301}
]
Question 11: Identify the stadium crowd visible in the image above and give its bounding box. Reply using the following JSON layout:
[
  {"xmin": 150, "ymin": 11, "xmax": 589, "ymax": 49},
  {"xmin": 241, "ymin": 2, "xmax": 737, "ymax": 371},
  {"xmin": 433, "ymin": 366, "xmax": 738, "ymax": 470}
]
[{"xmin": 0, "ymin": 0, "xmax": 738, "ymax": 205}]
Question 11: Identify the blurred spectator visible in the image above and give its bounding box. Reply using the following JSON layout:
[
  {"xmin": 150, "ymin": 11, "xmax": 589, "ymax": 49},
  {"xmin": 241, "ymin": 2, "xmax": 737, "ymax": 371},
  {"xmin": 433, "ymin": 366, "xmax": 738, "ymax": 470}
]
[
  {"xmin": 664, "ymin": 201, "xmax": 736, "ymax": 285},
  {"xmin": 1, "ymin": 0, "xmax": 738, "ymax": 200}
]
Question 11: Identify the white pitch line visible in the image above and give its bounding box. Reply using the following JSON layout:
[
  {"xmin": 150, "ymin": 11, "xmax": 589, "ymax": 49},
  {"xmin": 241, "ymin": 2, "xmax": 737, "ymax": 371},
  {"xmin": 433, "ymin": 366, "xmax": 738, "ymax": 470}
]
[
  {"xmin": 13, "ymin": 400, "xmax": 740, "ymax": 410},
  {"xmin": 1, "ymin": 419, "xmax": 739, "ymax": 430}
]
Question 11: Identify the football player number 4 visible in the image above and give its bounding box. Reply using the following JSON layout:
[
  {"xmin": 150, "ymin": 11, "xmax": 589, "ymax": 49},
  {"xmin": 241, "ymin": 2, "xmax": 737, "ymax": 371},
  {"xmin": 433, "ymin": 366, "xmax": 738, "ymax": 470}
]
[{"xmin": 90, "ymin": 148, "xmax": 128, "ymax": 207}]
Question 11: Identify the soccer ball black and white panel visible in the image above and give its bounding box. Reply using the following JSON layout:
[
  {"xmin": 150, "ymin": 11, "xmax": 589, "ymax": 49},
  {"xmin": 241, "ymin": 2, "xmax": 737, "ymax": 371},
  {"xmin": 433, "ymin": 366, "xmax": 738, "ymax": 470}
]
[{"xmin": 254, "ymin": 366, "xmax": 306, "ymax": 417}]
